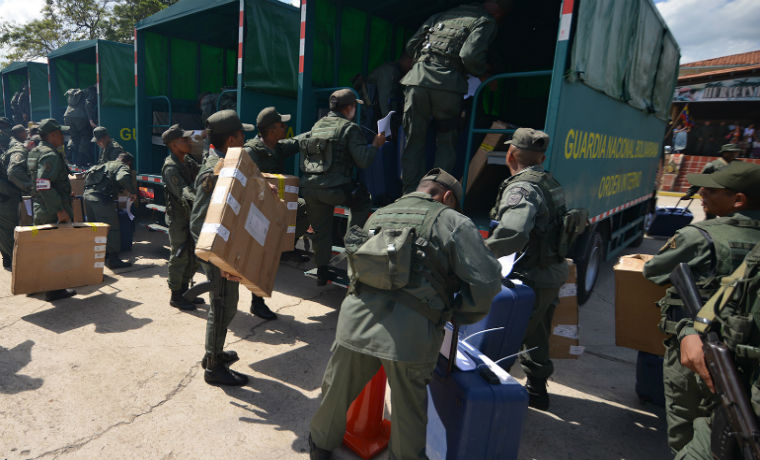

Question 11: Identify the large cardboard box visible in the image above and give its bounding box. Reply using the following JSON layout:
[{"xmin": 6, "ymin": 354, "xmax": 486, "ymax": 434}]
[
  {"xmin": 69, "ymin": 173, "xmax": 85, "ymax": 197},
  {"xmin": 549, "ymin": 261, "xmax": 584, "ymax": 359},
  {"xmin": 465, "ymin": 121, "xmax": 508, "ymax": 192},
  {"xmin": 262, "ymin": 173, "xmax": 299, "ymax": 252},
  {"xmin": 12, "ymin": 222, "xmax": 110, "ymax": 294},
  {"xmin": 614, "ymin": 254, "xmax": 668, "ymax": 356},
  {"xmin": 195, "ymin": 147, "xmax": 288, "ymax": 297}
]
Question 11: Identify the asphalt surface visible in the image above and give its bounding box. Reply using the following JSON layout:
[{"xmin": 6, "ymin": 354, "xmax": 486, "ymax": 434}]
[{"xmin": 0, "ymin": 195, "xmax": 702, "ymax": 459}]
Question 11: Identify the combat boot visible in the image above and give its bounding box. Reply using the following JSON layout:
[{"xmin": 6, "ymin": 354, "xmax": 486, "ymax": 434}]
[
  {"xmin": 250, "ymin": 296, "xmax": 277, "ymax": 320},
  {"xmin": 180, "ymin": 283, "xmax": 205, "ymax": 304},
  {"xmin": 308, "ymin": 434, "xmax": 332, "ymax": 460},
  {"xmin": 105, "ymin": 253, "xmax": 132, "ymax": 269},
  {"xmin": 2, "ymin": 255, "xmax": 11, "ymax": 270},
  {"xmin": 201, "ymin": 351, "xmax": 239, "ymax": 369},
  {"xmin": 170, "ymin": 290, "xmax": 196, "ymax": 311},
  {"xmin": 204, "ymin": 356, "xmax": 248, "ymax": 387},
  {"xmin": 526, "ymin": 377, "xmax": 550, "ymax": 411},
  {"xmin": 45, "ymin": 289, "xmax": 76, "ymax": 301},
  {"xmin": 316, "ymin": 265, "xmax": 330, "ymax": 286}
]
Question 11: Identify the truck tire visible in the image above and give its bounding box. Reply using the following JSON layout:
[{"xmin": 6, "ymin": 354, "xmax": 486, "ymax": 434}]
[{"xmin": 576, "ymin": 230, "xmax": 605, "ymax": 305}]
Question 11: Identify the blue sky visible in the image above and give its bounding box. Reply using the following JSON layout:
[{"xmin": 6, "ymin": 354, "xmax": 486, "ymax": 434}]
[{"xmin": 1, "ymin": 0, "xmax": 759, "ymax": 64}]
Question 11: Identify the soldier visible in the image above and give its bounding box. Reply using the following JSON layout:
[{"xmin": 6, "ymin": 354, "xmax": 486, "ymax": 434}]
[
  {"xmin": 189, "ymin": 110, "xmax": 257, "ymax": 386},
  {"xmin": 162, "ymin": 124, "xmax": 201, "ymax": 311},
  {"xmin": 362, "ymin": 52, "xmax": 414, "ymax": 121},
  {"xmin": 83, "ymin": 152, "xmax": 136, "ymax": 269},
  {"xmin": 643, "ymin": 161, "xmax": 760, "ymax": 455},
  {"xmin": 400, "ymin": 0, "xmax": 510, "ymax": 193},
  {"xmin": 0, "ymin": 117, "xmax": 11, "ymax": 152},
  {"xmin": 10, "ymin": 86, "xmax": 29, "ymax": 125},
  {"xmin": 28, "ymin": 119, "xmax": 76, "ymax": 301},
  {"xmin": 92, "ymin": 127, "xmax": 126, "ymax": 164},
  {"xmin": 684, "ymin": 144, "xmax": 742, "ymax": 216},
  {"xmin": 242, "ymin": 106, "xmax": 304, "ymax": 320},
  {"xmin": 0, "ymin": 125, "xmax": 33, "ymax": 269},
  {"xmin": 308, "ymin": 169, "xmax": 502, "ymax": 460},
  {"xmin": 486, "ymin": 128, "xmax": 568, "ymax": 411},
  {"xmin": 63, "ymin": 88, "xmax": 92, "ymax": 167},
  {"xmin": 300, "ymin": 89, "xmax": 385, "ymax": 285}
]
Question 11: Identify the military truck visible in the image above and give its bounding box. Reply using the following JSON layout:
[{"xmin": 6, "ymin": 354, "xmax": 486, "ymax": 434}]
[{"xmin": 294, "ymin": 0, "xmax": 680, "ymax": 302}]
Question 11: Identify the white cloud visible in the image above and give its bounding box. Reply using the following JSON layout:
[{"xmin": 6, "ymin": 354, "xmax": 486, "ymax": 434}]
[
  {"xmin": 656, "ymin": 0, "xmax": 760, "ymax": 63},
  {"xmin": 0, "ymin": 0, "xmax": 46, "ymax": 25}
]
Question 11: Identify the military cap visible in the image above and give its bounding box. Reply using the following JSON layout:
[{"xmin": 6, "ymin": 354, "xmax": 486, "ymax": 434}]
[
  {"xmin": 505, "ymin": 127, "xmax": 550, "ymax": 152},
  {"xmin": 421, "ymin": 167, "xmax": 463, "ymax": 210},
  {"xmin": 719, "ymin": 144, "xmax": 742, "ymax": 153},
  {"xmin": 0, "ymin": 117, "xmax": 11, "ymax": 129},
  {"xmin": 38, "ymin": 118, "xmax": 70, "ymax": 135},
  {"xmin": 161, "ymin": 124, "xmax": 193, "ymax": 145},
  {"xmin": 687, "ymin": 161, "xmax": 760, "ymax": 197},
  {"xmin": 91, "ymin": 126, "xmax": 110, "ymax": 142},
  {"xmin": 256, "ymin": 106, "xmax": 291, "ymax": 132},
  {"xmin": 206, "ymin": 109, "xmax": 254, "ymax": 133},
  {"xmin": 11, "ymin": 124, "xmax": 25, "ymax": 134},
  {"xmin": 329, "ymin": 88, "xmax": 363, "ymax": 110}
]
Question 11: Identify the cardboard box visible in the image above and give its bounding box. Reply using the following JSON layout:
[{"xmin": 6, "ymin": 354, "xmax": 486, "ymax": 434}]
[
  {"xmin": 12, "ymin": 222, "xmax": 110, "ymax": 294},
  {"xmin": 195, "ymin": 147, "xmax": 288, "ymax": 297},
  {"xmin": 465, "ymin": 121, "xmax": 508, "ymax": 192},
  {"xmin": 614, "ymin": 254, "xmax": 668, "ymax": 356},
  {"xmin": 18, "ymin": 196, "xmax": 33, "ymax": 226},
  {"xmin": 550, "ymin": 261, "xmax": 584, "ymax": 359},
  {"xmin": 69, "ymin": 173, "xmax": 85, "ymax": 197},
  {"xmin": 262, "ymin": 173, "xmax": 299, "ymax": 252}
]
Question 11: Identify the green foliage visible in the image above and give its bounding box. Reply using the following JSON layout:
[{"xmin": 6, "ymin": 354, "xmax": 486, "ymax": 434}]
[{"xmin": 0, "ymin": 0, "xmax": 178, "ymax": 63}]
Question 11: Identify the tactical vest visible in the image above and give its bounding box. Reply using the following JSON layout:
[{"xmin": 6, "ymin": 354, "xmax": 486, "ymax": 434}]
[
  {"xmin": 299, "ymin": 115, "xmax": 353, "ymax": 178},
  {"xmin": 162, "ymin": 155, "xmax": 194, "ymax": 217},
  {"xmin": 27, "ymin": 142, "xmax": 57, "ymax": 185},
  {"xmin": 84, "ymin": 162, "xmax": 120, "ymax": 199},
  {"xmin": 418, "ymin": 7, "xmax": 480, "ymax": 73},
  {"xmin": 0, "ymin": 139, "xmax": 25, "ymax": 197},
  {"xmin": 491, "ymin": 168, "xmax": 568, "ymax": 268},
  {"xmin": 659, "ymin": 216, "xmax": 760, "ymax": 336},
  {"xmin": 346, "ymin": 194, "xmax": 460, "ymax": 325}
]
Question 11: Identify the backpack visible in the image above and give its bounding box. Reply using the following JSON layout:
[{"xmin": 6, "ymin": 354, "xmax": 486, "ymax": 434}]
[{"xmin": 298, "ymin": 117, "xmax": 348, "ymax": 175}]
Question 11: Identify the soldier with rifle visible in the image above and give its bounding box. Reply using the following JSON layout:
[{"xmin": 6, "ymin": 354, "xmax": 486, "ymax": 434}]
[
  {"xmin": 670, "ymin": 261, "xmax": 760, "ymax": 460},
  {"xmin": 643, "ymin": 161, "xmax": 760, "ymax": 455}
]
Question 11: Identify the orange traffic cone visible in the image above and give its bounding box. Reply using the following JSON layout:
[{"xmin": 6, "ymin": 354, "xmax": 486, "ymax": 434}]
[{"xmin": 343, "ymin": 366, "xmax": 392, "ymax": 459}]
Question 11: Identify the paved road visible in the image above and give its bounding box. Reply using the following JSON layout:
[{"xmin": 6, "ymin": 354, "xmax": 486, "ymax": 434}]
[{"xmin": 0, "ymin": 195, "xmax": 703, "ymax": 459}]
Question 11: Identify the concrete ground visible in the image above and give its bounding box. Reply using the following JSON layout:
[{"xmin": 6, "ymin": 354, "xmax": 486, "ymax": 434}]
[{"xmin": 0, "ymin": 195, "xmax": 702, "ymax": 460}]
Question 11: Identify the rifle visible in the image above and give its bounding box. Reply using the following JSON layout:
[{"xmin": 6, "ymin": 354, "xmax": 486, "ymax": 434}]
[{"xmin": 670, "ymin": 263, "xmax": 760, "ymax": 460}]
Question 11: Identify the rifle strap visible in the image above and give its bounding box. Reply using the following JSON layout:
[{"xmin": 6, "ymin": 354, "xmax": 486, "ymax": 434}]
[{"xmin": 695, "ymin": 241, "xmax": 760, "ymax": 334}]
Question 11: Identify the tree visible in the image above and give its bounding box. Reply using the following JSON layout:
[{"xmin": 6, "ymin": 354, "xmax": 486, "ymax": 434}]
[
  {"xmin": 104, "ymin": 0, "xmax": 177, "ymax": 43},
  {"xmin": 0, "ymin": 0, "xmax": 177, "ymax": 63}
]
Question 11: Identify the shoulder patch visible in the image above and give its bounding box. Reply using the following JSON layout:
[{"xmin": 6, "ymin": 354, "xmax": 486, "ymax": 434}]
[
  {"xmin": 506, "ymin": 188, "xmax": 527, "ymax": 206},
  {"xmin": 659, "ymin": 236, "xmax": 678, "ymax": 252}
]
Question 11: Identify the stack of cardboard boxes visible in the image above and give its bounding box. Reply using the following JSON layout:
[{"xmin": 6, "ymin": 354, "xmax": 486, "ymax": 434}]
[
  {"xmin": 549, "ymin": 260, "xmax": 583, "ymax": 359},
  {"xmin": 262, "ymin": 173, "xmax": 299, "ymax": 252},
  {"xmin": 195, "ymin": 147, "xmax": 290, "ymax": 297}
]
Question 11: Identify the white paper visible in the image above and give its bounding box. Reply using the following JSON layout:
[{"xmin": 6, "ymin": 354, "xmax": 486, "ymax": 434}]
[
  {"xmin": 559, "ymin": 282, "xmax": 577, "ymax": 298},
  {"xmin": 95, "ymin": 236, "xmax": 107, "ymax": 244},
  {"xmin": 211, "ymin": 185, "xmax": 228, "ymax": 204},
  {"xmin": 126, "ymin": 198, "xmax": 135, "ymax": 221},
  {"xmin": 244, "ymin": 203, "xmax": 270, "ymax": 247},
  {"xmin": 498, "ymin": 253, "xmax": 516, "ymax": 278},
  {"xmin": 93, "ymin": 245, "xmax": 106, "ymax": 252},
  {"xmin": 287, "ymin": 225, "xmax": 296, "ymax": 234},
  {"xmin": 284, "ymin": 185, "xmax": 299, "ymax": 194},
  {"xmin": 376, "ymin": 110, "xmax": 396, "ymax": 137},
  {"xmin": 219, "ymin": 167, "xmax": 248, "ymax": 187},
  {"xmin": 464, "ymin": 75, "xmax": 481, "ymax": 99},
  {"xmin": 439, "ymin": 326, "xmax": 477, "ymax": 372},
  {"xmin": 94, "ymin": 252, "xmax": 105, "ymax": 259},
  {"xmin": 553, "ymin": 324, "xmax": 579, "ymax": 340},
  {"xmin": 24, "ymin": 199, "xmax": 32, "ymax": 216},
  {"xmin": 569, "ymin": 345, "xmax": 586, "ymax": 356},
  {"xmin": 94, "ymin": 262, "xmax": 105, "ymax": 268},
  {"xmin": 201, "ymin": 223, "xmax": 230, "ymax": 242},
  {"xmin": 287, "ymin": 201, "xmax": 298, "ymax": 211}
]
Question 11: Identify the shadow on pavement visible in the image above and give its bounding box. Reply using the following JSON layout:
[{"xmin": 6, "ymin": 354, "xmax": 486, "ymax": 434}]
[
  {"xmin": 22, "ymin": 293, "xmax": 151, "ymax": 334},
  {"xmin": 518, "ymin": 393, "xmax": 669, "ymax": 460},
  {"xmin": 0, "ymin": 340, "xmax": 43, "ymax": 394},
  {"xmin": 224, "ymin": 375, "xmax": 318, "ymax": 455}
]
